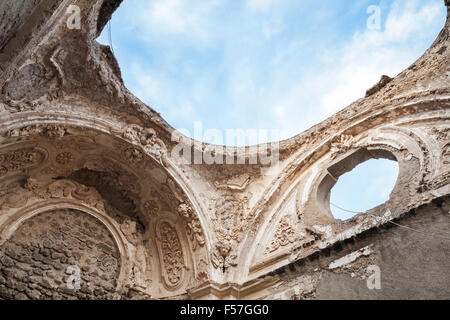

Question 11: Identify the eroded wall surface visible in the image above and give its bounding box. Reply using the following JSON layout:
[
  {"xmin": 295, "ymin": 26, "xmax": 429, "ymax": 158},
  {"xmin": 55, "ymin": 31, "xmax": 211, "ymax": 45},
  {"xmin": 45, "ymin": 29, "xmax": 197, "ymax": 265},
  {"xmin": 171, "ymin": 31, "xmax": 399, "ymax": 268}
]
[
  {"xmin": 0, "ymin": 209, "xmax": 120, "ymax": 300},
  {"xmin": 258, "ymin": 197, "xmax": 450, "ymax": 300}
]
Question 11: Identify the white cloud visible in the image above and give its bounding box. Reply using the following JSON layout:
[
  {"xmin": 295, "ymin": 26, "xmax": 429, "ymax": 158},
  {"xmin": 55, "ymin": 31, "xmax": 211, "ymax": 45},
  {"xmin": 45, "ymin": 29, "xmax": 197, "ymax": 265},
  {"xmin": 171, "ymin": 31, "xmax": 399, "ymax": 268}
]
[
  {"xmin": 129, "ymin": 65, "xmax": 161, "ymax": 103},
  {"xmin": 246, "ymin": 0, "xmax": 276, "ymax": 11},
  {"xmin": 130, "ymin": 0, "xmax": 222, "ymax": 40},
  {"xmin": 262, "ymin": 18, "xmax": 284, "ymax": 39},
  {"xmin": 151, "ymin": 0, "xmax": 191, "ymax": 33},
  {"xmin": 277, "ymin": 0, "xmax": 445, "ymax": 136},
  {"xmin": 128, "ymin": 64, "xmax": 196, "ymax": 122},
  {"xmin": 364, "ymin": 160, "xmax": 399, "ymax": 202},
  {"xmin": 107, "ymin": 0, "xmax": 446, "ymax": 142},
  {"xmin": 322, "ymin": 0, "xmax": 442, "ymax": 114}
]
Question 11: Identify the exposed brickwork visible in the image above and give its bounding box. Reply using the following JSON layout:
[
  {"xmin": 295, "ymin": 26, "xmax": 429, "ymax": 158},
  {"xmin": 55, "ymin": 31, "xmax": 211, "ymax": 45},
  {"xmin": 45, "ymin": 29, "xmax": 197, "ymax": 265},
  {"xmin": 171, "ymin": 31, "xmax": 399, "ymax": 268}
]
[{"xmin": 0, "ymin": 209, "xmax": 121, "ymax": 300}]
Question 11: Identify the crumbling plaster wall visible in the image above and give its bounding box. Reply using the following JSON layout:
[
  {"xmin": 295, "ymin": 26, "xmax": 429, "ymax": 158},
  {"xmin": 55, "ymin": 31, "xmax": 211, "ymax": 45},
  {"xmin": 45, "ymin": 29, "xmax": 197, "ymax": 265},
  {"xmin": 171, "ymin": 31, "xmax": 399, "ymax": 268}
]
[
  {"xmin": 0, "ymin": 0, "xmax": 448, "ymax": 299},
  {"xmin": 254, "ymin": 197, "xmax": 450, "ymax": 300}
]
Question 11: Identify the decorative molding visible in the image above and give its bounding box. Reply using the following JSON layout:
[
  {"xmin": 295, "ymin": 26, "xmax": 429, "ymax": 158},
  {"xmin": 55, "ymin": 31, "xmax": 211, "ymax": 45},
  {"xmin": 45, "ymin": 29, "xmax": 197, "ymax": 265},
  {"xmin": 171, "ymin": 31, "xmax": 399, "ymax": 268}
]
[
  {"xmin": 211, "ymin": 240, "xmax": 237, "ymax": 271},
  {"xmin": 442, "ymin": 143, "xmax": 450, "ymax": 165},
  {"xmin": 208, "ymin": 196, "xmax": 247, "ymax": 270},
  {"xmin": 177, "ymin": 203, "xmax": 206, "ymax": 250},
  {"xmin": 0, "ymin": 147, "xmax": 45, "ymax": 177},
  {"xmin": 265, "ymin": 216, "xmax": 296, "ymax": 254},
  {"xmin": 5, "ymin": 124, "xmax": 69, "ymax": 138},
  {"xmin": 123, "ymin": 147, "xmax": 144, "ymax": 164},
  {"xmin": 0, "ymin": 178, "xmax": 105, "ymax": 213},
  {"xmin": 330, "ymin": 135, "xmax": 358, "ymax": 159},
  {"xmin": 214, "ymin": 174, "xmax": 250, "ymax": 191},
  {"xmin": 55, "ymin": 151, "xmax": 74, "ymax": 165},
  {"xmin": 2, "ymin": 100, "xmax": 38, "ymax": 113},
  {"xmin": 120, "ymin": 218, "xmax": 152, "ymax": 292},
  {"xmin": 187, "ymin": 216, "xmax": 206, "ymax": 250},
  {"xmin": 122, "ymin": 125, "xmax": 167, "ymax": 164},
  {"xmin": 143, "ymin": 199, "xmax": 159, "ymax": 217},
  {"xmin": 156, "ymin": 221, "xmax": 186, "ymax": 289}
]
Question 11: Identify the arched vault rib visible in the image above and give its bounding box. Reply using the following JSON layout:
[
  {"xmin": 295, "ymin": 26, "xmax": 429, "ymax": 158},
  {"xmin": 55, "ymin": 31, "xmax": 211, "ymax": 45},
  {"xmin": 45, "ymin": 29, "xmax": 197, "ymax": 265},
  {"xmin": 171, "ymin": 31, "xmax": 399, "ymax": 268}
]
[
  {"xmin": 0, "ymin": 120, "xmax": 214, "ymax": 296},
  {"xmin": 237, "ymin": 116, "xmax": 449, "ymax": 283}
]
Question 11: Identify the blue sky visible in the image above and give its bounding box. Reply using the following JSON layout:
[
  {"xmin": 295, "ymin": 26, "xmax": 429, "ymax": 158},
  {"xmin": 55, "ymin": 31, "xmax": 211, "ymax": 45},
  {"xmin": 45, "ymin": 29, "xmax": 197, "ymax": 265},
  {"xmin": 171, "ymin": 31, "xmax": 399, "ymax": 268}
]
[
  {"xmin": 98, "ymin": 0, "xmax": 445, "ymax": 218},
  {"xmin": 330, "ymin": 159, "xmax": 399, "ymax": 220}
]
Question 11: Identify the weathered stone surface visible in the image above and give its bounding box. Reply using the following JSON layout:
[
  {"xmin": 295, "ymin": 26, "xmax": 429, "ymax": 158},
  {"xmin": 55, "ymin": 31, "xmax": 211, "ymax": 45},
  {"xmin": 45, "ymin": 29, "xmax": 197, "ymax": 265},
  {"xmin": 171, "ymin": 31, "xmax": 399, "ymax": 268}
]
[
  {"xmin": 0, "ymin": 209, "xmax": 120, "ymax": 300},
  {"xmin": 0, "ymin": 0, "xmax": 40, "ymax": 51},
  {"xmin": 3, "ymin": 64, "xmax": 50, "ymax": 101},
  {"xmin": 260, "ymin": 198, "xmax": 450, "ymax": 300}
]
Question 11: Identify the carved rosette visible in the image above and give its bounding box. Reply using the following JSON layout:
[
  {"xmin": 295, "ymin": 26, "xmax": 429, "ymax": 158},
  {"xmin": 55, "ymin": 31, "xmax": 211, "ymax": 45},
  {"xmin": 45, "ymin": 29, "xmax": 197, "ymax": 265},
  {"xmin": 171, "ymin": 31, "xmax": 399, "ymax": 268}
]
[
  {"xmin": 156, "ymin": 221, "xmax": 185, "ymax": 289},
  {"xmin": 55, "ymin": 151, "xmax": 74, "ymax": 165},
  {"xmin": 143, "ymin": 199, "xmax": 159, "ymax": 216}
]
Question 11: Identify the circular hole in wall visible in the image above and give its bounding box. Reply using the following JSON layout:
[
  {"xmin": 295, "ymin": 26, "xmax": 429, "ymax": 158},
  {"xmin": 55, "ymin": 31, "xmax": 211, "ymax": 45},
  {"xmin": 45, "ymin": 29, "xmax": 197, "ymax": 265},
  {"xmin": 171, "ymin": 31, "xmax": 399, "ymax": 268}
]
[{"xmin": 330, "ymin": 158, "xmax": 399, "ymax": 220}]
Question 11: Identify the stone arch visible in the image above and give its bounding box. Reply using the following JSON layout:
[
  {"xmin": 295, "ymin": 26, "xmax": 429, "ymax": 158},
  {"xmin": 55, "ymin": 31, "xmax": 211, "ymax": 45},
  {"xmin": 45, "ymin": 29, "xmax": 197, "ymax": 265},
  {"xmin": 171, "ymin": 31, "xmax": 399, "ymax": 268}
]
[
  {"xmin": 0, "ymin": 119, "xmax": 213, "ymax": 298},
  {"xmin": 239, "ymin": 120, "xmax": 447, "ymax": 282},
  {"xmin": 0, "ymin": 117, "xmax": 212, "ymax": 241},
  {"xmin": 0, "ymin": 180, "xmax": 140, "ymax": 295},
  {"xmin": 0, "ymin": 205, "xmax": 123, "ymax": 300}
]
